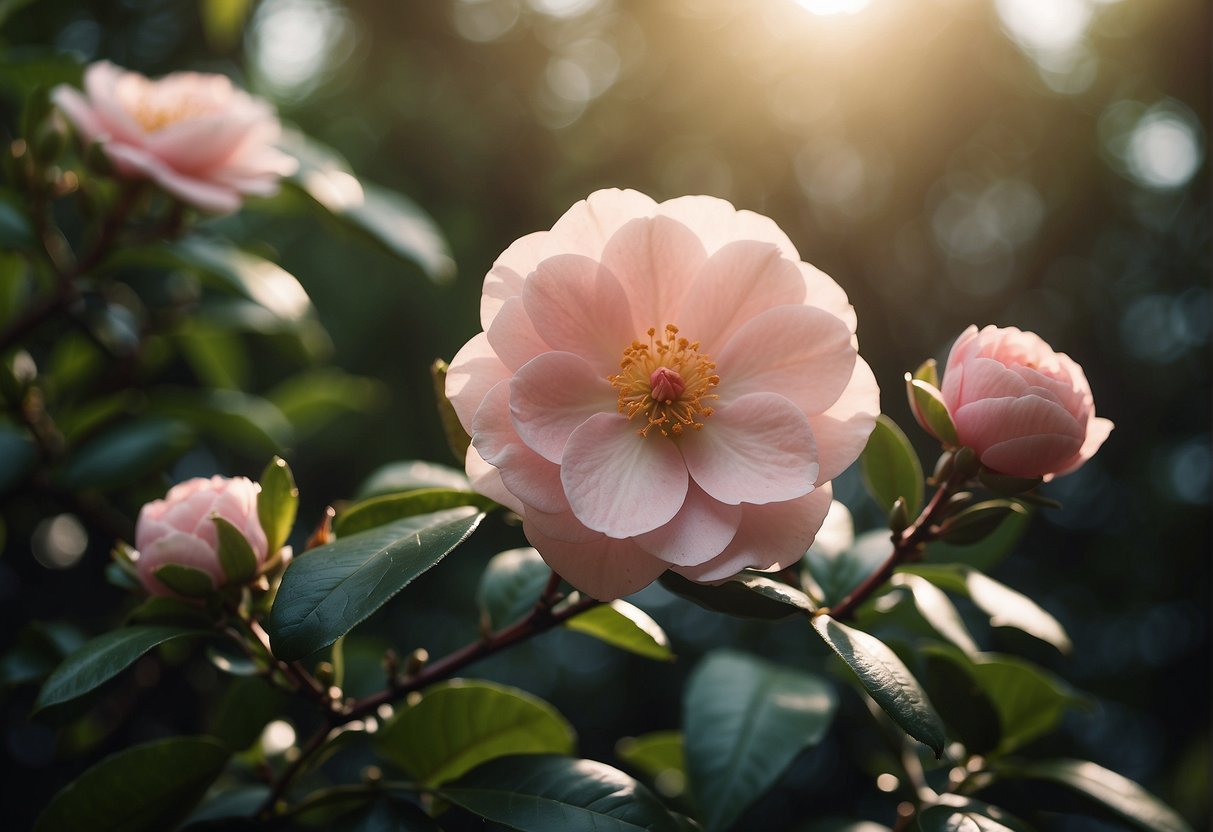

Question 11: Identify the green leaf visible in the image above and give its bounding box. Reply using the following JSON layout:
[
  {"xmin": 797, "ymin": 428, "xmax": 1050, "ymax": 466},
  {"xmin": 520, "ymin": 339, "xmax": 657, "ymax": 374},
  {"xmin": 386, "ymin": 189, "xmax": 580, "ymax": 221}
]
[
  {"xmin": 294, "ymin": 796, "xmax": 443, "ymax": 831},
  {"xmin": 0, "ymin": 621, "xmax": 85, "ymax": 688},
  {"xmin": 926, "ymin": 504, "xmax": 1030, "ymax": 571},
  {"xmin": 334, "ymin": 487, "xmax": 496, "ymax": 537},
  {"xmin": 916, "ymin": 797, "xmax": 1031, "ymax": 832},
  {"xmin": 258, "ymin": 455, "xmax": 298, "ymax": 556},
  {"xmin": 891, "ymin": 573, "xmax": 979, "ymax": 654},
  {"xmin": 994, "ymin": 759, "xmax": 1193, "ymax": 832},
  {"xmin": 812, "ymin": 615, "xmax": 945, "ymax": 755},
  {"xmin": 805, "ymin": 529, "xmax": 892, "ymax": 607},
  {"xmin": 35, "ymin": 625, "xmax": 207, "ymax": 712},
  {"xmin": 268, "ymin": 368, "xmax": 384, "ymax": 438},
  {"xmin": 127, "ymin": 597, "xmax": 214, "ymax": 628},
  {"xmin": 56, "ymin": 418, "xmax": 194, "ymax": 491},
  {"xmin": 356, "ymin": 459, "xmax": 469, "ymax": 499},
  {"xmin": 860, "ymin": 414, "xmax": 924, "ymax": 516},
  {"xmin": 176, "ymin": 320, "xmax": 250, "ymax": 390},
  {"xmin": 148, "ymin": 389, "xmax": 293, "ymax": 456},
  {"xmin": 921, "ymin": 648, "xmax": 1002, "ymax": 755},
  {"xmin": 431, "ymin": 358, "xmax": 471, "ymax": 462},
  {"xmin": 906, "ymin": 376, "xmax": 959, "ymax": 445},
  {"xmin": 616, "ymin": 731, "xmax": 685, "ymax": 785},
  {"xmin": 659, "ymin": 572, "xmax": 810, "ymax": 620},
  {"xmin": 899, "ymin": 564, "xmax": 1070, "ymax": 653},
  {"xmin": 565, "ymin": 600, "xmax": 673, "ymax": 661},
  {"xmin": 922, "ymin": 644, "xmax": 1082, "ymax": 754},
  {"xmin": 376, "ymin": 679, "xmax": 576, "ymax": 787},
  {"xmin": 34, "ymin": 736, "xmax": 230, "ymax": 832},
  {"xmin": 207, "ymin": 676, "xmax": 288, "ymax": 752},
  {"xmin": 167, "ymin": 237, "xmax": 314, "ymax": 321},
  {"xmin": 280, "ymin": 131, "xmax": 455, "ymax": 282},
  {"xmin": 684, "ymin": 650, "xmax": 837, "ymax": 832},
  {"xmin": 213, "ymin": 516, "xmax": 258, "ymax": 584},
  {"xmin": 155, "ymin": 564, "xmax": 216, "ymax": 598},
  {"xmin": 440, "ymin": 754, "xmax": 681, "ymax": 832},
  {"xmin": 477, "ymin": 547, "xmax": 552, "ymax": 630},
  {"xmin": 266, "ymin": 508, "xmax": 485, "ymax": 660},
  {"xmin": 937, "ymin": 501, "xmax": 1028, "ymax": 546}
]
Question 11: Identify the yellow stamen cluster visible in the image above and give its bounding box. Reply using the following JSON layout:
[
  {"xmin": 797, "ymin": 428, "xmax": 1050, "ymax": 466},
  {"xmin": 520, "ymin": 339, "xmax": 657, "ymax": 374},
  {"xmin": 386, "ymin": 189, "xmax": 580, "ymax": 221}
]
[{"xmin": 609, "ymin": 324, "xmax": 720, "ymax": 438}]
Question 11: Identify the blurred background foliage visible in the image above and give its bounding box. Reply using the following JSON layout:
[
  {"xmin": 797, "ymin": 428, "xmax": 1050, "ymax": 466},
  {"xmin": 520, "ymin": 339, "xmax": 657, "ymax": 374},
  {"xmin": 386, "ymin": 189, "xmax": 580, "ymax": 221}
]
[{"xmin": 0, "ymin": 0, "xmax": 1208, "ymax": 829}]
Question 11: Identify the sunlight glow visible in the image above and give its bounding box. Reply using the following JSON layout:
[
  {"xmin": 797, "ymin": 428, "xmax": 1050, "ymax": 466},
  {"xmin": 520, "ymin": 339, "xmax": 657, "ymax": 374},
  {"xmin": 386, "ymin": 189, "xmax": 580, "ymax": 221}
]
[{"xmin": 794, "ymin": 0, "xmax": 871, "ymax": 15}]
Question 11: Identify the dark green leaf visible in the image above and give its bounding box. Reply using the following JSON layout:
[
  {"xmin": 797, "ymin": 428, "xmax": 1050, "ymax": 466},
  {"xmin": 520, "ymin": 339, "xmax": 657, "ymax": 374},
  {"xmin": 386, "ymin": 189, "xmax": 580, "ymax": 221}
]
[
  {"xmin": 266, "ymin": 508, "xmax": 484, "ymax": 660},
  {"xmin": 925, "ymin": 505, "xmax": 1030, "ymax": 571},
  {"xmin": 258, "ymin": 455, "xmax": 298, "ymax": 556},
  {"xmin": 477, "ymin": 547, "xmax": 552, "ymax": 630},
  {"xmin": 294, "ymin": 795, "xmax": 443, "ymax": 831},
  {"xmin": 213, "ymin": 515, "xmax": 258, "ymax": 584},
  {"xmin": 891, "ymin": 573, "xmax": 979, "ymax": 654},
  {"xmin": 812, "ymin": 615, "xmax": 945, "ymax": 755},
  {"xmin": 684, "ymin": 650, "xmax": 837, "ymax": 832},
  {"xmin": 176, "ymin": 321, "xmax": 250, "ymax": 390},
  {"xmin": 165, "ymin": 237, "xmax": 313, "ymax": 321},
  {"xmin": 281, "ymin": 131, "xmax": 455, "ymax": 282},
  {"xmin": 860, "ymin": 414, "xmax": 924, "ymax": 515},
  {"xmin": 334, "ymin": 487, "xmax": 496, "ymax": 537},
  {"xmin": 126, "ymin": 597, "xmax": 214, "ymax": 628},
  {"xmin": 207, "ymin": 676, "xmax": 288, "ymax": 751},
  {"xmin": 565, "ymin": 600, "xmax": 673, "ymax": 661},
  {"xmin": 148, "ymin": 389, "xmax": 293, "ymax": 456},
  {"xmin": 805, "ymin": 529, "xmax": 892, "ymax": 607},
  {"xmin": 440, "ymin": 754, "xmax": 681, "ymax": 832},
  {"xmin": 0, "ymin": 423, "xmax": 37, "ymax": 494},
  {"xmin": 0, "ymin": 189, "xmax": 34, "ymax": 248},
  {"xmin": 921, "ymin": 648, "xmax": 1002, "ymax": 755},
  {"xmin": 916, "ymin": 797, "xmax": 1031, "ymax": 832},
  {"xmin": 34, "ymin": 736, "xmax": 230, "ymax": 832},
  {"xmin": 0, "ymin": 621, "xmax": 85, "ymax": 688},
  {"xmin": 155, "ymin": 564, "xmax": 216, "ymax": 598},
  {"xmin": 35, "ymin": 625, "xmax": 207, "ymax": 712},
  {"xmin": 356, "ymin": 460, "xmax": 469, "ymax": 499},
  {"xmin": 994, "ymin": 759, "xmax": 1193, "ymax": 832},
  {"xmin": 659, "ymin": 572, "xmax": 808, "ymax": 620},
  {"xmin": 937, "ymin": 501, "xmax": 1028, "ymax": 546},
  {"xmin": 376, "ymin": 679, "xmax": 576, "ymax": 786},
  {"xmin": 181, "ymin": 785, "xmax": 271, "ymax": 827},
  {"xmin": 268, "ymin": 368, "xmax": 384, "ymax": 438},
  {"xmin": 56, "ymin": 418, "xmax": 194, "ymax": 491}
]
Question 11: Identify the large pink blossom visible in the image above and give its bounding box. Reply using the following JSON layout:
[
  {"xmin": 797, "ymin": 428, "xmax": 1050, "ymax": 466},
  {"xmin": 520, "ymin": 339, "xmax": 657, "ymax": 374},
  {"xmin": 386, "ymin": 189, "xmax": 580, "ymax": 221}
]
[
  {"xmin": 135, "ymin": 475, "xmax": 268, "ymax": 596},
  {"xmin": 52, "ymin": 61, "xmax": 297, "ymax": 214},
  {"xmin": 939, "ymin": 324, "xmax": 1113, "ymax": 479},
  {"xmin": 447, "ymin": 189, "xmax": 880, "ymax": 600}
]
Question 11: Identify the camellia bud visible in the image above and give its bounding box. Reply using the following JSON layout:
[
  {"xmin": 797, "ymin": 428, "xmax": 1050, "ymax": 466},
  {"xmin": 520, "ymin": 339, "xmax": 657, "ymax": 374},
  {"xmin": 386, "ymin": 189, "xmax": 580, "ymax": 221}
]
[{"xmin": 888, "ymin": 497, "xmax": 911, "ymax": 535}]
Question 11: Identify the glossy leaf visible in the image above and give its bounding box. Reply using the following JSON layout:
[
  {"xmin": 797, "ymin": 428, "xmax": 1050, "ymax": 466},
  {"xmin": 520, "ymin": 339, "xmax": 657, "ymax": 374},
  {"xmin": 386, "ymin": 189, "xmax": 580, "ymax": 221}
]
[
  {"xmin": 565, "ymin": 600, "xmax": 674, "ymax": 661},
  {"xmin": 906, "ymin": 375, "xmax": 959, "ymax": 445},
  {"xmin": 916, "ymin": 797, "xmax": 1031, "ymax": 832},
  {"xmin": 35, "ymin": 625, "xmax": 206, "ymax": 712},
  {"xmin": 921, "ymin": 648, "xmax": 1002, "ymax": 754},
  {"xmin": 266, "ymin": 508, "xmax": 485, "ymax": 660},
  {"xmin": 616, "ymin": 731, "xmax": 685, "ymax": 785},
  {"xmin": 659, "ymin": 572, "xmax": 809, "ymax": 620},
  {"xmin": 860, "ymin": 414, "xmax": 924, "ymax": 515},
  {"xmin": 355, "ymin": 459, "xmax": 470, "ymax": 499},
  {"xmin": 34, "ymin": 736, "xmax": 230, "ymax": 832},
  {"xmin": 440, "ymin": 754, "xmax": 681, "ymax": 832},
  {"xmin": 937, "ymin": 501, "xmax": 1028, "ymax": 546},
  {"xmin": 376, "ymin": 679, "xmax": 576, "ymax": 787},
  {"xmin": 334, "ymin": 487, "xmax": 496, "ymax": 537},
  {"xmin": 477, "ymin": 547, "xmax": 552, "ymax": 630},
  {"xmin": 167, "ymin": 237, "xmax": 313, "ymax": 321},
  {"xmin": 258, "ymin": 455, "xmax": 298, "ymax": 557},
  {"xmin": 213, "ymin": 516, "xmax": 257, "ymax": 584},
  {"xmin": 56, "ymin": 418, "xmax": 194, "ymax": 491},
  {"xmin": 684, "ymin": 650, "xmax": 837, "ymax": 832},
  {"xmin": 995, "ymin": 759, "xmax": 1193, "ymax": 832},
  {"xmin": 812, "ymin": 615, "xmax": 946, "ymax": 755},
  {"xmin": 806, "ymin": 529, "xmax": 892, "ymax": 607},
  {"xmin": 926, "ymin": 505, "xmax": 1030, "ymax": 571},
  {"xmin": 891, "ymin": 573, "xmax": 979, "ymax": 654},
  {"xmin": 155, "ymin": 564, "xmax": 215, "ymax": 598}
]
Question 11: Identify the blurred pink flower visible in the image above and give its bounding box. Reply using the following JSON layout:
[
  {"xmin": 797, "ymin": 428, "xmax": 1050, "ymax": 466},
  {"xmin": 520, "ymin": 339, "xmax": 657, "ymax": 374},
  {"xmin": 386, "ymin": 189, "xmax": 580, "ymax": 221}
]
[
  {"xmin": 135, "ymin": 475, "xmax": 268, "ymax": 596},
  {"xmin": 447, "ymin": 189, "xmax": 880, "ymax": 600},
  {"xmin": 52, "ymin": 61, "xmax": 297, "ymax": 214},
  {"xmin": 941, "ymin": 324, "xmax": 1113, "ymax": 479}
]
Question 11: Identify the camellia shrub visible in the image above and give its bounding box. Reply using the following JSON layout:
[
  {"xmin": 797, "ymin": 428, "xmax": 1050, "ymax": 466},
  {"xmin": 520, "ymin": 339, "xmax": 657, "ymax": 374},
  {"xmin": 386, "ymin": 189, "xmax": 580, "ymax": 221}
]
[{"xmin": 0, "ymin": 57, "xmax": 1193, "ymax": 832}]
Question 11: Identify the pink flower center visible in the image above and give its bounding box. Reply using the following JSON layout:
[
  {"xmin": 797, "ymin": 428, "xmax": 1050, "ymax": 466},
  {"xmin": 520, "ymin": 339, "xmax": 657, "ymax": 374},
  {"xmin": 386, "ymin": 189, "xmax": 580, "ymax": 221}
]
[
  {"xmin": 609, "ymin": 324, "xmax": 719, "ymax": 438},
  {"xmin": 121, "ymin": 81, "xmax": 222, "ymax": 133}
]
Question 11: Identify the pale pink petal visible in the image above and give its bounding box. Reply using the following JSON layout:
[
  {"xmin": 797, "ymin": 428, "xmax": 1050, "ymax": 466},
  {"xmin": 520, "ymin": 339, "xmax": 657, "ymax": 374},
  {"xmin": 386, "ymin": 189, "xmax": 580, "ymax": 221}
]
[
  {"xmin": 942, "ymin": 324, "xmax": 982, "ymax": 401},
  {"xmin": 137, "ymin": 532, "xmax": 222, "ymax": 596},
  {"xmin": 487, "ymin": 297, "xmax": 549, "ymax": 371},
  {"xmin": 84, "ymin": 61, "xmax": 144, "ymax": 143},
  {"xmin": 522, "ymin": 254, "xmax": 636, "ymax": 375},
  {"xmin": 470, "ymin": 381, "xmax": 568, "ymax": 514},
  {"xmin": 50, "ymin": 85, "xmax": 104, "ymax": 143},
  {"xmin": 806, "ymin": 356, "xmax": 880, "ymax": 483},
  {"xmin": 1053, "ymin": 416, "xmax": 1113, "ymax": 477},
  {"xmin": 715, "ymin": 304, "xmax": 856, "ymax": 415},
  {"xmin": 524, "ymin": 506, "xmax": 600, "ymax": 543},
  {"xmin": 799, "ymin": 262, "xmax": 857, "ymax": 334},
  {"xmin": 481, "ymin": 231, "xmax": 545, "ymax": 330},
  {"xmin": 560, "ymin": 413, "xmax": 689, "ymax": 537},
  {"xmin": 634, "ymin": 481, "xmax": 741, "ymax": 567},
  {"xmin": 542, "ymin": 188, "xmax": 658, "ymax": 261},
  {"xmin": 681, "ymin": 392, "xmax": 818, "ymax": 505},
  {"xmin": 147, "ymin": 110, "xmax": 263, "ymax": 171},
  {"xmin": 948, "ymin": 357, "xmax": 1029, "ymax": 407},
  {"xmin": 675, "ymin": 485, "xmax": 833, "ymax": 582},
  {"xmin": 980, "ymin": 433, "xmax": 1085, "ymax": 478},
  {"xmin": 676, "ymin": 240, "xmax": 806, "ymax": 355},
  {"xmin": 509, "ymin": 351, "xmax": 617, "ymax": 463},
  {"xmin": 465, "ymin": 444, "xmax": 524, "ymax": 515},
  {"xmin": 599, "ymin": 216, "xmax": 708, "ymax": 329},
  {"xmin": 103, "ymin": 143, "xmax": 241, "ymax": 213},
  {"xmin": 655, "ymin": 194, "xmax": 799, "ymax": 259},
  {"xmin": 523, "ymin": 523, "xmax": 668, "ymax": 601},
  {"xmin": 954, "ymin": 395, "xmax": 1084, "ymax": 457},
  {"xmin": 446, "ymin": 332, "xmax": 510, "ymax": 433}
]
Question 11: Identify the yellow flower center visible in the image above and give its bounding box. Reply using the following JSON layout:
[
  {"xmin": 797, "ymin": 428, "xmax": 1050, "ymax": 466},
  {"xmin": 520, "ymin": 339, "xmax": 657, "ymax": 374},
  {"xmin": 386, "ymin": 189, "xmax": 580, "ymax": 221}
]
[
  {"xmin": 609, "ymin": 324, "xmax": 720, "ymax": 438},
  {"xmin": 129, "ymin": 99, "xmax": 208, "ymax": 132}
]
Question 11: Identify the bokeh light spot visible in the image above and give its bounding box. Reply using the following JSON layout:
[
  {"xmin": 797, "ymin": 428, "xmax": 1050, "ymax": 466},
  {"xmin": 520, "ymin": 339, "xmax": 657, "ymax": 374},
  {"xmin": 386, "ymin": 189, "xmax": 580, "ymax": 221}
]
[
  {"xmin": 794, "ymin": 0, "xmax": 871, "ymax": 15},
  {"xmin": 1127, "ymin": 109, "xmax": 1203, "ymax": 190},
  {"xmin": 32, "ymin": 514, "xmax": 88, "ymax": 570},
  {"xmin": 249, "ymin": 0, "xmax": 353, "ymax": 101}
]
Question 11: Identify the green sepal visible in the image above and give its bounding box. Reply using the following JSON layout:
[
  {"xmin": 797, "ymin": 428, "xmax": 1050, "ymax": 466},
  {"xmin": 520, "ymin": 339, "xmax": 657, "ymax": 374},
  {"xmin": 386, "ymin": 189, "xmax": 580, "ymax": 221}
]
[
  {"xmin": 154, "ymin": 564, "xmax": 215, "ymax": 598},
  {"xmin": 213, "ymin": 515, "xmax": 258, "ymax": 584},
  {"xmin": 906, "ymin": 373, "xmax": 959, "ymax": 445},
  {"xmin": 258, "ymin": 455, "xmax": 298, "ymax": 556}
]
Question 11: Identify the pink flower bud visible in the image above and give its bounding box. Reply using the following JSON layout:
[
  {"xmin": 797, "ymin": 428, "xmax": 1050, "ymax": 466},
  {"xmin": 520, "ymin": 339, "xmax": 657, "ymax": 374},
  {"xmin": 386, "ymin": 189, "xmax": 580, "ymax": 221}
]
[
  {"xmin": 51, "ymin": 61, "xmax": 297, "ymax": 214},
  {"xmin": 939, "ymin": 325, "xmax": 1113, "ymax": 480},
  {"xmin": 134, "ymin": 476, "xmax": 268, "ymax": 596}
]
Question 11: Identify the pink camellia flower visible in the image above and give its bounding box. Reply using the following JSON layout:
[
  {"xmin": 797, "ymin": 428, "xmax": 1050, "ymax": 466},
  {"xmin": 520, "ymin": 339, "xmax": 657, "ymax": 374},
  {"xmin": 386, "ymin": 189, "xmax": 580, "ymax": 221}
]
[
  {"xmin": 447, "ymin": 189, "xmax": 880, "ymax": 600},
  {"xmin": 52, "ymin": 61, "xmax": 297, "ymax": 214},
  {"xmin": 936, "ymin": 324, "xmax": 1113, "ymax": 479},
  {"xmin": 135, "ymin": 475, "xmax": 269, "ymax": 596}
]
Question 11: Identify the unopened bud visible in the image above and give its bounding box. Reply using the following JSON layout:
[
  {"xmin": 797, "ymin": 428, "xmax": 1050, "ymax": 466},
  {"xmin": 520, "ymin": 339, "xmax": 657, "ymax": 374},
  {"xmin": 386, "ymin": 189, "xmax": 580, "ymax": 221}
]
[
  {"xmin": 905, "ymin": 372, "xmax": 959, "ymax": 445},
  {"xmin": 888, "ymin": 496, "xmax": 910, "ymax": 534},
  {"xmin": 953, "ymin": 446, "xmax": 980, "ymax": 480}
]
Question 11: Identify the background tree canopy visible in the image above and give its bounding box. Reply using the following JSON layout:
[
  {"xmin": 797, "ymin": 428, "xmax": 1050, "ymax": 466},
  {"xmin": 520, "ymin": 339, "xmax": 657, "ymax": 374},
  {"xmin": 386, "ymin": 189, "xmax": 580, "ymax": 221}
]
[{"xmin": 1, "ymin": 0, "xmax": 1208, "ymax": 829}]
